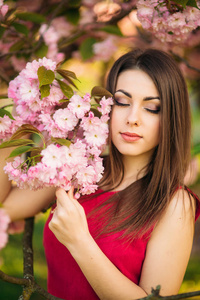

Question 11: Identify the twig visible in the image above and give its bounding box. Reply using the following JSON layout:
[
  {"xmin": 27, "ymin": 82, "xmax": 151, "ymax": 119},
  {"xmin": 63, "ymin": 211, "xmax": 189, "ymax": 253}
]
[
  {"xmin": 170, "ymin": 51, "xmax": 200, "ymax": 74},
  {"xmin": 137, "ymin": 285, "xmax": 200, "ymax": 300},
  {"xmin": 0, "ymin": 269, "xmax": 29, "ymax": 286}
]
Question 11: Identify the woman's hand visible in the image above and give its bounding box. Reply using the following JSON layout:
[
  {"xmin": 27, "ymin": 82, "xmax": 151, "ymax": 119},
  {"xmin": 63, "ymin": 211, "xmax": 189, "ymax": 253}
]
[{"xmin": 49, "ymin": 187, "xmax": 91, "ymax": 252}]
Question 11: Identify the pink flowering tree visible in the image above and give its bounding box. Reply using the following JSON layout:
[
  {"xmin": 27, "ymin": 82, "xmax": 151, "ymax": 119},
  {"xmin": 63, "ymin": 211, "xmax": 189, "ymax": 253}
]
[{"xmin": 0, "ymin": 0, "xmax": 200, "ymax": 299}]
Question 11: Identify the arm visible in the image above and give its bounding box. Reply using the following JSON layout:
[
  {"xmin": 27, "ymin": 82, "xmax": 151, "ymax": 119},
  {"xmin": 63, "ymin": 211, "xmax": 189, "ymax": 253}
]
[
  {"xmin": 0, "ymin": 148, "xmax": 13, "ymax": 203},
  {"xmin": 0, "ymin": 148, "xmax": 56, "ymax": 221},
  {"xmin": 49, "ymin": 188, "xmax": 195, "ymax": 300},
  {"xmin": 139, "ymin": 188, "xmax": 195, "ymax": 295}
]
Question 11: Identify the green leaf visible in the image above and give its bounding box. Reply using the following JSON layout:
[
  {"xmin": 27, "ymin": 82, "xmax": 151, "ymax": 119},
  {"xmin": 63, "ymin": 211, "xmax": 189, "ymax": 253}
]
[
  {"xmin": 66, "ymin": 8, "xmax": 80, "ymax": 25},
  {"xmin": 0, "ymin": 108, "xmax": 15, "ymax": 120},
  {"xmin": 57, "ymin": 79, "xmax": 74, "ymax": 98},
  {"xmin": 10, "ymin": 124, "xmax": 43, "ymax": 140},
  {"xmin": 56, "ymin": 69, "xmax": 79, "ymax": 89},
  {"xmin": 59, "ymin": 99, "xmax": 70, "ymax": 103},
  {"xmin": 80, "ymin": 37, "xmax": 97, "ymax": 60},
  {"xmin": 172, "ymin": 0, "xmax": 188, "ymax": 7},
  {"xmin": 186, "ymin": 0, "xmax": 199, "ymax": 8},
  {"xmin": 8, "ymin": 145, "xmax": 34, "ymax": 158},
  {"xmin": 40, "ymin": 84, "xmax": 50, "ymax": 99},
  {"xmin": 0, "ymin": 139, "xmax": 33, "ymax": 149},
  {"xmin": 35, "ymin": 42, "xmax": 48, "ymax": 58},
  {"xmin": 16, "ymin": 12, "xmax": 46, "ymax": 24},
  {"xmin": 37, "ymin": 66, "xmax": 55, "ymax": 87},
  {"xmin": 0, "ymin": 26, "xmax": 5, "ymax": 39},
  {"xmin": 51, "ymin": 138, "xmax": 71, "ymax": 147},
  {"xmin": 90, "ymin": 108, "xmax": 102, "ymax": 118},
  {"xmin": 172, "ymin": 0, "xmax": 197, "ymax": 8},
  {"xmin": 56, "ymin": 69, "xmax": 79, "ymax": 81},
  {"xmin": 9, "ymin": 40, "xmax": 25, "ymax": 52},
  {"xmin": 12, "ymin": 22, "xmax": 29, "ymax": 36},
  {"xmin": 68, "ymin": 0, "xmax": 81, "ymax": 7},
  {"xmin": 100, "ymin": 25, "xmax": 123, "ymax": 36},
  {"xmin": 91, "ymin": 86, "xmax": 113, "ymax": 98},
  {"xmin": 91, "ymin": 86, "xmax": 113, "ymax": 104}
]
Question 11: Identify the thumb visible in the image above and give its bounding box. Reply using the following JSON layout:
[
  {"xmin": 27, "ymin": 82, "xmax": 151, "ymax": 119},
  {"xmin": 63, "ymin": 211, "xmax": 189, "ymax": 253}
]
[{"xmin": 68, "ymin": 186, "xmax": 75, "ymax": 200}]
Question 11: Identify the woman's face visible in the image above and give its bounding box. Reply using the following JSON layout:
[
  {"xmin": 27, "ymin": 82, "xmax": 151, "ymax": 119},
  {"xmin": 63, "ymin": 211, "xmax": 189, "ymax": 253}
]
[{"xmin": 111, "ymin": 69, "xmax": 161, "ymax": 164}]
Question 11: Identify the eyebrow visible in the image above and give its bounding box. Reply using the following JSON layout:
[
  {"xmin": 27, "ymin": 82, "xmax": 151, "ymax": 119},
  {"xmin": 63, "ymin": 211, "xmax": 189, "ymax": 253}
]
[{"xmin": 115, "ymin": 89, "xmax": 160, "ymax": 101}]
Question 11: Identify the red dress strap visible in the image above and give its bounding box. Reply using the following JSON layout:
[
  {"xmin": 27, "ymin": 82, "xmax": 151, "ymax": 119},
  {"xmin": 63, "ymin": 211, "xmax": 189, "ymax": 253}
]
[{"xmin": 178, "ymin": 186, "xmax": 200, "ymax": 221}]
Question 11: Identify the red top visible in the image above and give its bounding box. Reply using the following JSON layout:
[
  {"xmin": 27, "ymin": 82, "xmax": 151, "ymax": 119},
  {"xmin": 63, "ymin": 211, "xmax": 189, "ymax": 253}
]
[{"xmin": 43, "ymin": 188, "xmax": 200, "ymax": 300}]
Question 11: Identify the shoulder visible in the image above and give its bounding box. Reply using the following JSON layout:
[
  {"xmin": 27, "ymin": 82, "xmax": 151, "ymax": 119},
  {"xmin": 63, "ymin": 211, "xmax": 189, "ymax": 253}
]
[
  {"xmin": 150, "ymin": 188, "xmax": 195, "ymax": 244},
  {"xmin": 166, "ymin": 188, "xmax": 196, "ymax": 221}
]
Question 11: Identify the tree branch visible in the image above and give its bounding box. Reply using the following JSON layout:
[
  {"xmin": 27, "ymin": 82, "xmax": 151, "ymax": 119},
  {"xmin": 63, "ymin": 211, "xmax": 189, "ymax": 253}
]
[
  {"xmin": 137, "ymin": 285, "xmax": 200, "ymax": 300},
  {"xmin": 170, "ymin": 51, "xmax": 200, "ymax": 74},
  {"xmin": 0, "ymin": 269, "xmax": 29, "ymax": 286}
]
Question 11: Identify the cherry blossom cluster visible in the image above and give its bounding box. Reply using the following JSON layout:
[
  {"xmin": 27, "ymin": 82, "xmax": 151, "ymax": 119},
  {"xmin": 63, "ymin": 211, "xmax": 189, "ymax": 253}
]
[
  {"xmin": 137, "ymin": 0, "xmax": 200, "ymax": 43},
  {"xmin": 0, "ymin": 208, "xmax": 10, "ymax": 250},
  {"xmin": 39, "ymin": 17, "xmax": 75, "ymax": 63},
  {"xmin": 1, "ymin": 58, "xmax": 113, "ymax": 197},
  {"xmin": 7, "ymin": 57, "xmax": 62, "ymax": 130}
]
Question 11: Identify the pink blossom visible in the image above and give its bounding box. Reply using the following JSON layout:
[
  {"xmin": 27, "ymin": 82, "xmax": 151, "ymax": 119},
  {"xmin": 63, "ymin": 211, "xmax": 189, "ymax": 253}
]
[
  {"xmin": 51, "ymin": 17, "xmax": 74, "ymax": 39},
  {"xmin": 93, "ymin": 37, "xmax": 117, "ymax": 62},
  {"xmin": 83, "ymin": 93, "xmax": 91, "ymax": 102},
  {"xmin": 84, "ymin": 128, "xmax": 107, "ymax": 147},
  {"xmin": 136, "ymin": 0, "xmax": 200, "ymax": 44},
  {"xmin": 80, "ymin": 184, "xmax": 98, "ymax": 195},
  {"xmin": 98, "ymin": 96, "xmax": 113, "ymax": 115},
  {"xmin": 63, "ymin": 141, "xmax": 87, "ymax": 168},
  {"xmin": 53, "ymin": 108, "xmax": 78, "ymax": 132},
  {"xmin": 0, "ymin": 3, "xmax": 8, "ymax": 17},
  {"xmin": 41, "ymin": 144, "xmax": 65, "ymax": 168},
  {"xmin": 81, "ymin": 111, "xmax": 101, "ymax": 131},
  {"xmin": 76, "ymin": 165, "xmax": 97, "ymax": 184},
  {"xmin": 0, "ymin": 115, "xmax": 12, "ymax": 133},
  {"xmin": 40, "ymin": 24, "xmax": 58, "ymax": 44},
  {"xmin": 0, "ymin": 115, "xmax": 23, "ymax": 141},
  {"xmin": 68, "ymin": 94, "xmax": 91, "ymax": 118},
  {"xmin": 19, "ymin": 81, "xmax": 39, "ymax": 103},
  {"xmin": 0, "ymin": 232, "xmax": 8, "ymax": 250}
]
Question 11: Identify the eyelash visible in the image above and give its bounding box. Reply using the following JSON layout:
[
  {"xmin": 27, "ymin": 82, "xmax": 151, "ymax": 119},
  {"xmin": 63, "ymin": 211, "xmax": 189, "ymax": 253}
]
[
  {"xmin": 145, "ymin": 108, "xmax": 160, "ymax": 114},
  {"xmin": 114, "ymin": 98, "xmax": 129, "ymax": 106},
  {"xmin": 114, "ymin": 98, "xmax": 160, "ymax": 114}
]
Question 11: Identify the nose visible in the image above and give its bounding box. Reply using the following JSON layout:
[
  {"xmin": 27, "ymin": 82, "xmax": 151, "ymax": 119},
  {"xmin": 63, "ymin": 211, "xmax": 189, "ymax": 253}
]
[{"xmin": 126, "ymin": 104, "xmax": 141, "ymax": 126}]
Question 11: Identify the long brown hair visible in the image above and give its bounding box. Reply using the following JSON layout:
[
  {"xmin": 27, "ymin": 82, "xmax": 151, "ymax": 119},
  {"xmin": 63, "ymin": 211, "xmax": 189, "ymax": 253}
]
[{"xmin": 94, "ymin": 48, "xmax": 191, "ymax": 240}]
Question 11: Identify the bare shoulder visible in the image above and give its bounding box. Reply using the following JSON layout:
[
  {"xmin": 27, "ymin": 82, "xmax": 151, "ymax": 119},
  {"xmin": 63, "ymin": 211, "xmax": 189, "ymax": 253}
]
[{"xmin": 163, "ymin": 188, "xmax": 196, "ymax": 222}]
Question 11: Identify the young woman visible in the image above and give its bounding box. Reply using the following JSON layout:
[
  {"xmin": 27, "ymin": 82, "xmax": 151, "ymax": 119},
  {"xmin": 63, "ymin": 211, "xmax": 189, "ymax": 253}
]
[{"xmin": 1, "ymin": 48, "xmax": 200, "ymax": 300}]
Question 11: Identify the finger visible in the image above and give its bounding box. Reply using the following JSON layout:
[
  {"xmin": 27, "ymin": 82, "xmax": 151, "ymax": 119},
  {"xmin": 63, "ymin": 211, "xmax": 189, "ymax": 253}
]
[
  {"xmin": 55, "ymin": 188, "xmax": 68, "ymax": 207},
  {"xmin": 56, "ymin": 187, "xmax": 77, "ymax": 213},
  {"xmin": 68, "ymin": 186, "xmax": 75, "ymax": 201}
]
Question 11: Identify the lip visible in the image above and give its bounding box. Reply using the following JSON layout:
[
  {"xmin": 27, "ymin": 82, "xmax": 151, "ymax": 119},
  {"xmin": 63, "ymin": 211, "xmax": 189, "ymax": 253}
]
[{"xmin": 120, "ymin": 132, "xmax": 142, "ymax": 142}]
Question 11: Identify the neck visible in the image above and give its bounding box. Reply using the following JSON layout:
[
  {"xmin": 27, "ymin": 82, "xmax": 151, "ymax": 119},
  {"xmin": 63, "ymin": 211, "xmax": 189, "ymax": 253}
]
[{"xmin": 121, "ymin": 154, "xmax": 151, "ymax": 185}]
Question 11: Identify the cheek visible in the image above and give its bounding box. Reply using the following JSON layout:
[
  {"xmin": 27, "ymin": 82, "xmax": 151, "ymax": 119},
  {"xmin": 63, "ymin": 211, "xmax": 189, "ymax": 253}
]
[{"xmin": 110, "ymin": 109, "xmax": 119, "ymax": 133}]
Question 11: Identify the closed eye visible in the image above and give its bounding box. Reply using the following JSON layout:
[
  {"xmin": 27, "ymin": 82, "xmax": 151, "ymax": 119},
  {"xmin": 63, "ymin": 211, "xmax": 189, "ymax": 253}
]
[
  {"xmin": 114, "ymin": 97, "xmax": 130, "ymax": 107},
  {"xmin": 145, "ymin": 107, "xmax": 160, "ymax": 114}
]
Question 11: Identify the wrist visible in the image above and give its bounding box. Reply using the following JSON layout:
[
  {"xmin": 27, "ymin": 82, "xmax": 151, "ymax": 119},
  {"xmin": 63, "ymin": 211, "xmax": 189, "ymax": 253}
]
[{"xmin": 66, "ymin": 232, "xmax": 95, "ymax": 259}]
